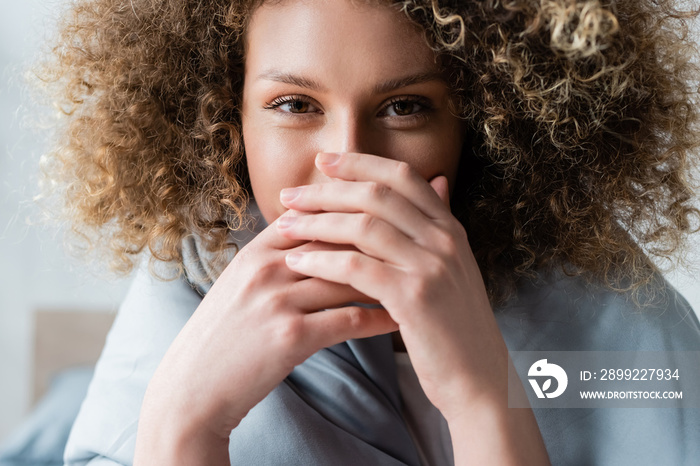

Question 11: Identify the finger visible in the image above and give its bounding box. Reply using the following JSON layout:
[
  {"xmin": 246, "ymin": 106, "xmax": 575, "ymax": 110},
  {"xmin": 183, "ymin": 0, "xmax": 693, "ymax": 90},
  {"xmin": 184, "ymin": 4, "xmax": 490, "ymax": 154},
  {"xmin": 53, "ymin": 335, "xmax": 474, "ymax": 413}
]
[
  {"xmin": 279, "ymin": 180, "xmax": 434, "ymax": 241},
  {"xmin": 314, "ymin": 152, "xmax": 450, "ymax": 220},
  {"xmin": 277, "ymin": 211, "xmax": 421, "ymax": 266},
  {"xmin": 429, "ymin": 175, "xmax": 450, "ymax": 209},
  {"xmin": 302, "ymin": 305, "xmax": 398, "ymax": 349},
  {"xmin": 286, "ymin": 277, "xmax": 379, "ymax": 311},
  {"xmin": 256, "ymin": 210, "xmax": 342, "ymax": 252},
  {"xmin": 284, "ymin": 250, "xmax": 397, "ymax": 304},
  {"xmin": 253, "ymin": 213, "xmax": 309, "ymax": 251},
  {"xmin": 279, "ymin": 240, "xmax": 363, "ymax": 280}
]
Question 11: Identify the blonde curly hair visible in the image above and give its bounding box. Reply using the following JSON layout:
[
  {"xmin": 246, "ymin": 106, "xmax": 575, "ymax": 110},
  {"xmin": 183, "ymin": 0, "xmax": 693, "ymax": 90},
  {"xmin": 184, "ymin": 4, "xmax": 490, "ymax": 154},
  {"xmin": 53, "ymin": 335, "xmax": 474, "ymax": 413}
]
[{"xmin": 35, "ymin": 0, "xmax": 700, "ymax": 304}]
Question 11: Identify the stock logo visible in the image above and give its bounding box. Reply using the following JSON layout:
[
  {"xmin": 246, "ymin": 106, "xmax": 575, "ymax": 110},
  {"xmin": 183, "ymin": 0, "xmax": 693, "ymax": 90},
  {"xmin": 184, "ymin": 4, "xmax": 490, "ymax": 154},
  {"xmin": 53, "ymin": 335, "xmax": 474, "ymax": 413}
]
[{"xmin": 528, "ymin": 359, "xmax": 568, "ymax": 399}]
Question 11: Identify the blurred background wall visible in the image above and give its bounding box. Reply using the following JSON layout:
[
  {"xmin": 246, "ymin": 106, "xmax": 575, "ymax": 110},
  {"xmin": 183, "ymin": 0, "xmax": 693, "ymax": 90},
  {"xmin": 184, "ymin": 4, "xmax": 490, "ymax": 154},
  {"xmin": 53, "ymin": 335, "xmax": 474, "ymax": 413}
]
[
  {"xmin": 1, "ymin": 0, "xmax": 699, "ymax": 443},
  {"xmin": 0, "ymin": 1, "xmax": 130, "ymax": 440}
]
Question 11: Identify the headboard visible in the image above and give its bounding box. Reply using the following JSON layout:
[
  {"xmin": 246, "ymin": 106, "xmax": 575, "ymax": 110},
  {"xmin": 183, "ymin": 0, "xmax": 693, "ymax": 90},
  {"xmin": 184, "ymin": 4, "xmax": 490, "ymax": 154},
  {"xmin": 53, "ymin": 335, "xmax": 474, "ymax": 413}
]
[{"xmin": 33, "ymin": 310, "xmax": 116, "ymax": 404}]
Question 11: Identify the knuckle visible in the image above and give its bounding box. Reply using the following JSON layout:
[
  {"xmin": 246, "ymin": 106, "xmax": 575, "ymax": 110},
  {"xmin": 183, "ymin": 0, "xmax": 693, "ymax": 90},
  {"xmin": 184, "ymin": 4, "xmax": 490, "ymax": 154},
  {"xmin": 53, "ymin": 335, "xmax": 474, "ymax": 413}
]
[
  {"xmin": 456, "ymin": 223, "xmax": 471, "ymax": 245},
  {"xmin": 425, "ymin": 254, "xmax": 448, "ymax": 278},
  {"xmin": 266, "ymin": 292, "xmax": 287, "ymax": 312},
  {"xmin": 357, "ymin": 213, "xmax": 376, "ymax": 235},
  {"xmin": 406, "ymin": 276, "xmax": 430, "ymax": 303},
  {"xmin": 406, "ymin": 256, "xmax": 445, "ymax": 302},
  {"xmin": 395, "ymin": 160, "xmax": 415, "ymax": 182},
  {"xmin": 255, "ymin": 260, "xmax": 279, "ymax": 281},
  {"xmin": 343, "ymin": 252, "xmax": 362, "ymax": 273},
  {"xmin": 366, "ymin": 181, "xmax": 389, "ymax": 201},
  {"xmin": 345, "ymin": 306, "xmax": 368, "ymax": 331},
  {"xmin": 433, "ymin": 228, "xmax": 458, "ymax": 256},
  {"xmin": 273, "ymin": 316, "xmax": 305, "ymax": 351},
  {"xmin": 242, "ymin": 259, "xmax": 275, "ymax": 289}
]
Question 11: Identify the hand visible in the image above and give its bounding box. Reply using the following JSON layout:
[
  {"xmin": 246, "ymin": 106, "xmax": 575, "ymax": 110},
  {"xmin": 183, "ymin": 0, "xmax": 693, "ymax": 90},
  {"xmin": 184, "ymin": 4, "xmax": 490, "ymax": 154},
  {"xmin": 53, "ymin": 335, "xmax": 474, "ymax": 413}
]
[
  {"xmin": 277, "ymin": 151, "xmax": 511, "ymax": 421},
  {"xmin": 135, "ymin": 217, "xmax": 397, "ymax": 464}
]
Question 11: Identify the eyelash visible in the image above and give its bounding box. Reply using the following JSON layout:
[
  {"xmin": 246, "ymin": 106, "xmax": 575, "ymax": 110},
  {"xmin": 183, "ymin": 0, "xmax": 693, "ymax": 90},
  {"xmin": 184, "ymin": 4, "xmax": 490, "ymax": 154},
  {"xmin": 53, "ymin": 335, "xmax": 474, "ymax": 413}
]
[{"xmin": 262, "ymin": 94, "xmax": 433, "ymax": 120}]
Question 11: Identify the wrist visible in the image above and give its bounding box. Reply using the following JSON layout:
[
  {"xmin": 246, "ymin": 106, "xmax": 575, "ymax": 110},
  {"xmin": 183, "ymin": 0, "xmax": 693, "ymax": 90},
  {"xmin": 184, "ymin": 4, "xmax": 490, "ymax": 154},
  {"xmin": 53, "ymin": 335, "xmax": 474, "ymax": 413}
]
[
  {"xmin": 134, "ymin": 416, "xmax": 230, "ymax": 466},
  {"xmin": 144, "ymin": 346, "xmax": 249, "ymax": 434},
  {"xmin": 135, "ymin": 386, "xmax": 233, "ymax": 466},
  {"xmin": 445, "ymin": 391, "xmax": 550, "ymax": 466},
  {"xmin": 133, "ymin": 369, "xmax": 242, "ymax": 466}
]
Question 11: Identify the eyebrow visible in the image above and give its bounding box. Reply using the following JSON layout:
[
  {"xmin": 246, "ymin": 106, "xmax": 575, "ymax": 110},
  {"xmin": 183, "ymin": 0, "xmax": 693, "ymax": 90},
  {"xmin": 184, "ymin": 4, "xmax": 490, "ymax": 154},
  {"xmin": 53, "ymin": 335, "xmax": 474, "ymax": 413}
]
[{"xmin": 256, "ymin": 70, "xmax": 444, "ymax": 94}]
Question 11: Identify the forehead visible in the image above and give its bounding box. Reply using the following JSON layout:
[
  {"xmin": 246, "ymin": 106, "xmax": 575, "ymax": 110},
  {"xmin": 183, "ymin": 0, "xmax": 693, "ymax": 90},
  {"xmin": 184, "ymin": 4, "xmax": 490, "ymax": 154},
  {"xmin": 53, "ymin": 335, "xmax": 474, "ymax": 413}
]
[{"xmin": 244, "ymin": 0, "xmax": 437, "ymax": 81}]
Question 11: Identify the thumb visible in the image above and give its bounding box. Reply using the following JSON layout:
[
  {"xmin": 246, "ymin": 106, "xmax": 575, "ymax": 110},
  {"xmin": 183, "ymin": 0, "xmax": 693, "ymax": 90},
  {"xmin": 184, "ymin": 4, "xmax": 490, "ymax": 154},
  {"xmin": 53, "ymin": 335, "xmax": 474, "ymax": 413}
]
[{"xmin": 429, "ymin": 175, "xmax": 450, "ymax": 208}]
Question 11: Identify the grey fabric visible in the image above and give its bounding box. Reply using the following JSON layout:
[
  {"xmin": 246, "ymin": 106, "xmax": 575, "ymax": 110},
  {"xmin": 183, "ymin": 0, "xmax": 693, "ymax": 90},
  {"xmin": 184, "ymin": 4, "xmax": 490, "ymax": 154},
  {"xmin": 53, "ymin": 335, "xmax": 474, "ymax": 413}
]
[
  {"xmin": 496, "ymin": 271, "xmax": 700, "ymax": 466},
  {"xmin": 63, "ymin": 219, "xmax": 700, "ymax": 465}
]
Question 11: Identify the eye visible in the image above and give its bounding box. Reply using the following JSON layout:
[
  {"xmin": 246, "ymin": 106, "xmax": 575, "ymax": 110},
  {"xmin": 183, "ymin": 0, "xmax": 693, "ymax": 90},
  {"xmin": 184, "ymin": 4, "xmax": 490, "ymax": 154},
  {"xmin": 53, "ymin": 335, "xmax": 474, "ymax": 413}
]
[
  {"xmin": 380, "ymin": 96, "xmax": 433, "ymax": 118},
  {"xmin": 263, "ymin": 94, "xmax": 434, "ymax": 124},
  {"xmin": 264, "ymin": 95, "xmax": 321, "ymax": 114}
]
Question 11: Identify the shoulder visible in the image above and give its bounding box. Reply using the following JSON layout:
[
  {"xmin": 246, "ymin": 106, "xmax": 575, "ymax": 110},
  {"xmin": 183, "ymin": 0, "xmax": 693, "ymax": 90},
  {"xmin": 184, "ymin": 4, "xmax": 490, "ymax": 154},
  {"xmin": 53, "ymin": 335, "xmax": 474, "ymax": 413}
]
[
  {"xmin": 495, "ymin": 267, "xmax": 700, "ymax": 352},
  {"xmin": 64, "ymin": 260, "xmax": 202, "ymax": 465},
  {"xmin": 496, "ymin": 268, "xmax": 700, "ymax": 465}
]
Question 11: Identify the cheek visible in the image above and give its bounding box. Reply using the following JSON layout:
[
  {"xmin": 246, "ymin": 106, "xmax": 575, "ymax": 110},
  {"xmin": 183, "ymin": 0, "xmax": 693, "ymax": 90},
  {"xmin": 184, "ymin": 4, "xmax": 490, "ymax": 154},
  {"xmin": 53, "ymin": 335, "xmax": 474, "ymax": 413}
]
[
  {"xmin": 243, "ymin": 125, "xmax": 318, "ymax": 222},
  {"xmin": 387, "ymin": 122, "xmax": 464, "ymax": 186}
]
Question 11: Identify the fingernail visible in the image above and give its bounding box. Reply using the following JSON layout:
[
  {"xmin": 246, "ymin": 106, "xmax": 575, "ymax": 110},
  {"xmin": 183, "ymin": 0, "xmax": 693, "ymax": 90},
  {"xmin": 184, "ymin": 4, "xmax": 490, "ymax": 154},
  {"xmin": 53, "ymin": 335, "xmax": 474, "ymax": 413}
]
[
  {"xmin": 286, "ymin": 252, "xmax": 303, "ymax": 266},
  {"xmin": 277, "ymin": 215, "xmax": 296, "ymax": 229},
  {"xmin": 280, "ymin": 187, "xmax": 301, "ymax": 202},
  {"xmin": 316, "ymin": 152, "xmax": 340, "ymax": 166}
]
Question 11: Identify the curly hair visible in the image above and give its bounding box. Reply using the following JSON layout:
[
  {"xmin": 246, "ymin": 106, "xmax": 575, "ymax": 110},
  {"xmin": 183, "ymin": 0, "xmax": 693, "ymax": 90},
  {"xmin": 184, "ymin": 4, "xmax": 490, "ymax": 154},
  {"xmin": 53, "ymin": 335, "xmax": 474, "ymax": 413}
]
[{"xmin": 35, "ymin": 0, "xmax": 700, "ymax": 305}]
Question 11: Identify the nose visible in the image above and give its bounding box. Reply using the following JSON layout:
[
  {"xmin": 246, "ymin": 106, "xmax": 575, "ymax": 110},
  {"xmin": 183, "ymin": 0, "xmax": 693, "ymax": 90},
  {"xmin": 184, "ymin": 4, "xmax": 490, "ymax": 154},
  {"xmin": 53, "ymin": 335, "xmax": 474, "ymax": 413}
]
[
  {"xmin": 322, "ymin": 112, "xmax": 374, "ymax": 155},
  {"xmin": 309, "ymin": 110, "xmax": 382, "ymax": 186}
]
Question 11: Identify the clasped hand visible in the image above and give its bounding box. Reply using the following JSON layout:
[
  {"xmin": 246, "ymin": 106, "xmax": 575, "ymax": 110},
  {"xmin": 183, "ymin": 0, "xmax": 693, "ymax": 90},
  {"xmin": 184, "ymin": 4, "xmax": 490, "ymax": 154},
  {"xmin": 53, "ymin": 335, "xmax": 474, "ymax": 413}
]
[
  {"xmin": 139, "ymin": 152, "xmax": 510, "ymax": 445},
  {"xmin": 277, "ymin": 152, "xmax": 510, "ymax": 422}
]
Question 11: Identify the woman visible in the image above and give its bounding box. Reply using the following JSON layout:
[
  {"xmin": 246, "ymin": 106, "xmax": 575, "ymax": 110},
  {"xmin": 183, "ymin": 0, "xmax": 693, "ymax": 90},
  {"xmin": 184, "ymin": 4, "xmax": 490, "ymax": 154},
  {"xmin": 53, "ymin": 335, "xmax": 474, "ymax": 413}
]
[{"xmin": 36, "ymin": 0, "xmax": 700, "ymax": 464}]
